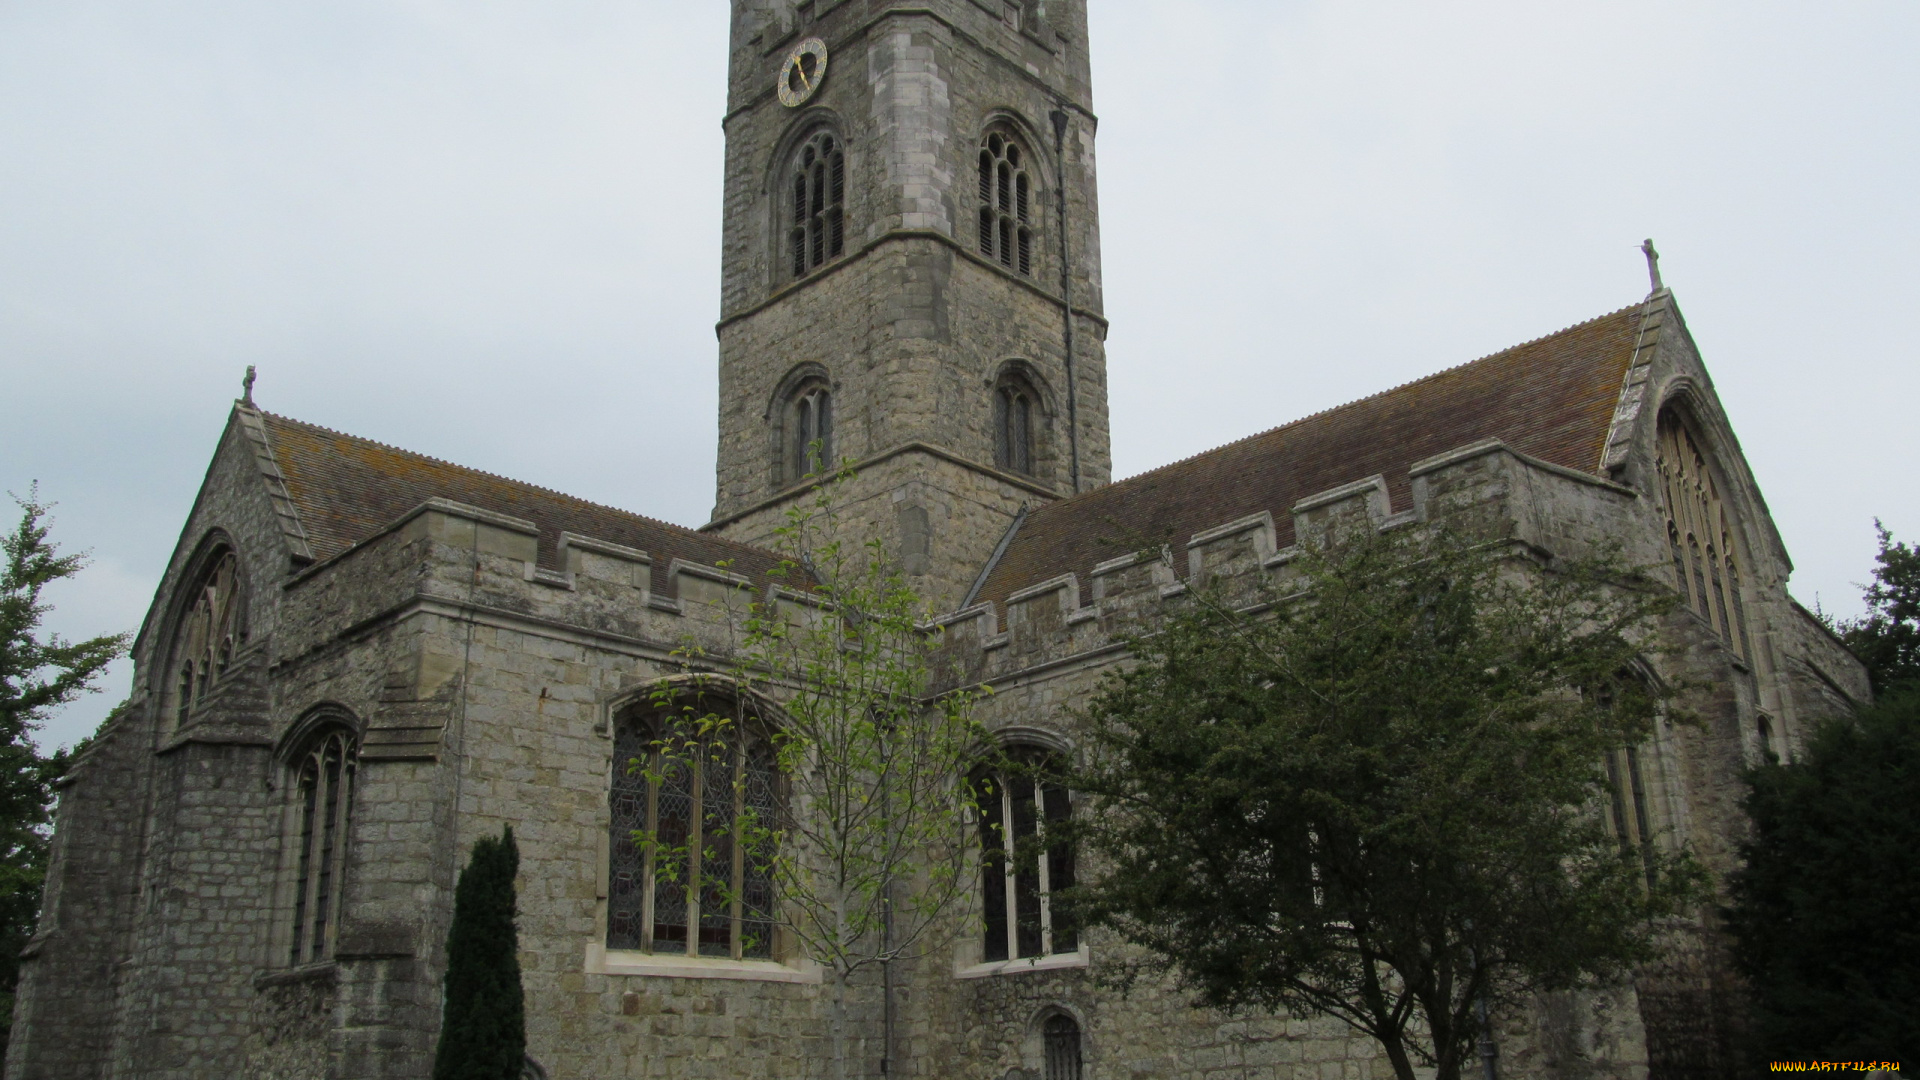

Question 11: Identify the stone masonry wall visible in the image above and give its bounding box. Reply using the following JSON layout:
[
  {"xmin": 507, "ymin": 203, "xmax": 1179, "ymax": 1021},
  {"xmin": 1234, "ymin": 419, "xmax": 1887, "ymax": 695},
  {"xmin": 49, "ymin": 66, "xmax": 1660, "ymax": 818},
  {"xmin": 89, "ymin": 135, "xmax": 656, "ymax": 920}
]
[
  {"xmin": 716, "ymin": 450, "xmax": 1054, "ymax": 612},
  {"xmin": 8, "ymin": 415, "xmax": 297, "ymax": 1080},
  {"xmin": 920, "ymin": 423, "xmax": 1865, "ymax": 1080},
  {"xmin": 712, "ymin": 0, "xmax": 1111, "ymax": 583},
  {"xmin": 3, "ymin": 706, "xmax": 152, "ymax": 1079},
  {"xmin": 15, "ymin": 407, "xmax": 1869, "ymax": 1080}
]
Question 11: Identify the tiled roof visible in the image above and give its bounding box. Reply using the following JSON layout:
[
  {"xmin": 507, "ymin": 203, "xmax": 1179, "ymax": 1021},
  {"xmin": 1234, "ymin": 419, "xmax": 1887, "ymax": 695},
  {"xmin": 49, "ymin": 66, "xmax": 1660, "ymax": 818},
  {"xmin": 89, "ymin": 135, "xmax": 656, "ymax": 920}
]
[
  {"xmin": 255, "ymin": 412, "xmax": 795, "ymax": 589},
  {"xmin": 975, "ymin": 302, "xmax": 1647, "ymax": 607}
]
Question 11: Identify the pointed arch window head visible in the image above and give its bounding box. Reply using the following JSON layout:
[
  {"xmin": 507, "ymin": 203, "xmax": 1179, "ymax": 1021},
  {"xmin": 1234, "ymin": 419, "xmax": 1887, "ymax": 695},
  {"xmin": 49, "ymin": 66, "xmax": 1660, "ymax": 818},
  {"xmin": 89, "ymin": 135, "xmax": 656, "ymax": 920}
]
[
  {"xmin": 170, "ymin": 548, "xmax": 246, "ymax": 729},
  {"xmin": 790, "ymin": 130, "xmax": 846, "ymax": 278},
  {"xmin": 288, "ymin": 725, "xmax": 357, "ymax": 966},
  {"xmin": 972, "ymin": 747, "xmax": 1076, "ymax": 963},
  {"xmin": 608, "ymin": 703, "xmax": 780, "ymax": 960},
  {"xmin": 978, "ymin": 129, "xmax": 1035, "ymax": 276},
  {"xmin": 994, "ymin": 378, "xmax": 1037, "ymax": 476},
  {"xmin": 777, "ymin": 377, "xmax": 833, "ymax": 487},
  {"xmin": 1655, "ymin": 410, "xmax": 1751, "ymax": 661}
]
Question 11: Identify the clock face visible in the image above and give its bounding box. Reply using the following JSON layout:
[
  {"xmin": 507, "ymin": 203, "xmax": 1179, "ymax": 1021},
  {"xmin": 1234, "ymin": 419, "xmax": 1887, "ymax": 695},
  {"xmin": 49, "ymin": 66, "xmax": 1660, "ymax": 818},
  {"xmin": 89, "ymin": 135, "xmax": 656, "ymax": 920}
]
[{"xmin": 777, "ymin": 38, "xmax": 829, "ymax": 107}]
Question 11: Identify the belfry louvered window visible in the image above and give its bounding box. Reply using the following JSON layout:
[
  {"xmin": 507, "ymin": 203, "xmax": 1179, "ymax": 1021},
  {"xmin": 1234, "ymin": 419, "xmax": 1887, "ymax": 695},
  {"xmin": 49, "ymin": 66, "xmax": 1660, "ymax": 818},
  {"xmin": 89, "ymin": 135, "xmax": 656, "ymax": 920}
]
[
  {"xmin": 790, "ymin": 130, "xmax": 846, "ymax": 278},
  {"xmin": 170, "ymin": 548, "xmax": 245, "ymax": 729},
  {"xmin": 978, "ymin": 130, "xmax": 1034, "ymax": 275},
  {"xmin": 1655, "ymin": 410, "xmax": 1752, "ymax": 661},
  {"xmin": 608, "ymin": 708, "xmax": 779, "ymax": 960},
  {"xmin": 289, "ymin": 727, "xmax": 356, "ymax": 966},
  {"xmin": 973, "ymin": 748, "xmax": 1076, "ymax": 962}
]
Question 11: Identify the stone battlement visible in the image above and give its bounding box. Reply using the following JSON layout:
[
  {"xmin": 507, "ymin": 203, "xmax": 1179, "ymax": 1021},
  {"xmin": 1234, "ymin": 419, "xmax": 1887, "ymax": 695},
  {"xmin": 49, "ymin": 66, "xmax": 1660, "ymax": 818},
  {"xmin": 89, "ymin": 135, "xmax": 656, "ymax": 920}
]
[{"xmin": 933, "ymin": 438, "xmax": 1644, "ymax": 685}]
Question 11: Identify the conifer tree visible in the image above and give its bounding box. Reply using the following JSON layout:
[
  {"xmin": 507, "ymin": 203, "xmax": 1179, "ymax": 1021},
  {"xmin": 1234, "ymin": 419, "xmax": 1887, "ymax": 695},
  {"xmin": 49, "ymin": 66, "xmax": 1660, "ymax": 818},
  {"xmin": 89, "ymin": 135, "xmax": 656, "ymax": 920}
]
[
  {"xmin": 433, "ymin": 825, "xmax": 525, "ymax": 1080},
  {"xmin": 1839, "ymin": 522, "xmax": 1920, "ymax": 694},
  {"xmin": 0, "ymin": 489, "xmax": 128, "ymax": 1054}
]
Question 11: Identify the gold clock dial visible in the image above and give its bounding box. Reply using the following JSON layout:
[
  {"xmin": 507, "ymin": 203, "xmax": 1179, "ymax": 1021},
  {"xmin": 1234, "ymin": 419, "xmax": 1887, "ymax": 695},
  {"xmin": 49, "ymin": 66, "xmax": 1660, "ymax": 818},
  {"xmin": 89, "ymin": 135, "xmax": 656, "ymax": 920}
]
[{"xmin": 777, "ymin": 38, "xmax": 829, "ymax": 107}]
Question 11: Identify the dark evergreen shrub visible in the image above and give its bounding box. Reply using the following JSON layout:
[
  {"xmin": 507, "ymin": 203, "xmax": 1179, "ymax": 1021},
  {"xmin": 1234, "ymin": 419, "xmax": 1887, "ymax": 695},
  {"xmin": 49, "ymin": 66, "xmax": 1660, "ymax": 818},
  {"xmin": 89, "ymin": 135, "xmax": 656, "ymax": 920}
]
[
  {"xmin": 1727, "ymin": 692, "xmax": 1920, "ymax": 1064},
  {"xmin": 433, "ymin": 825, "xmax": 525, "ymax": 1080}
]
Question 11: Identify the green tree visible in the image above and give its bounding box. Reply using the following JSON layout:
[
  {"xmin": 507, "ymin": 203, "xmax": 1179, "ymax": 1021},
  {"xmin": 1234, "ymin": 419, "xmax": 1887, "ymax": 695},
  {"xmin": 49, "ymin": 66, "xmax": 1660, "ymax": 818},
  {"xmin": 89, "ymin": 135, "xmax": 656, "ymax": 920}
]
[
  {"xmin": 1726, "ymin": 690, "xmax": 1920, "ymax": 1065},
  {"xmin": 1839, "ymin": 522, "xmax": 1920, "ymax": 695},
  {"xmin": 433, "ymin": 825, "xmax": 525, "ymax": 1080},
  {"xmin": 0, "ymin": 489, "xmax": 128, "ymax": 1053},
  {"xmin": 643, "ymin": 465, "xmax": 985, "ymax": 1080},
  {"xmin": 1065, "ymin": 523, "xmax": 1703, "ymax": 1080}
]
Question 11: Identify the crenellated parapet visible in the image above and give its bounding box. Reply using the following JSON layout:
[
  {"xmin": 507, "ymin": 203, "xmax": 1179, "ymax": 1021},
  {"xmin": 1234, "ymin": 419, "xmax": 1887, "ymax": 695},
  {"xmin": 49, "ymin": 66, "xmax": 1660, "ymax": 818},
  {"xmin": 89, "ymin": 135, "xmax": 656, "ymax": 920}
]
[{"xmin": 935, "ymin": 438, "xmax": 1646, "ymax": 686}]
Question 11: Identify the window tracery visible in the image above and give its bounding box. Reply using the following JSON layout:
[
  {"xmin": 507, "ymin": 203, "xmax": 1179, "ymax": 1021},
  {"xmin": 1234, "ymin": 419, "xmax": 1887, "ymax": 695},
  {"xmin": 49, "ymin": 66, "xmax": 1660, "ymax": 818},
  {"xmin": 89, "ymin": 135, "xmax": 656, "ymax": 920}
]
[
  {"xmin": 288, "ymin": 725, "xmax": 356, "ymax": 965},
  {"xmin": 169, "ymin": 548, "xmax": 245, "ymax": 729},
  {"xmin": 608, "ymin": 705, "xmax": 779, "ymax": 960},
  {"xmin": 994, "ymin": 377, "xmax": 1037, "ymax": 476},
  {"xmin": 1655, "ymin": 410, "xmax": 1751, "ymax": 660},
  {"xmin": 978, "ymin": 129, "xmax": 1035, "ymax": 276},
  {"xmin": 973, "ymin": 747, "xmax": 1075, "ymax": 962},
  {"xmin": 776, "ymin": 377, "xmax": 834, "ymax": 487},
  {"xmin": 1604, "ymin": 743, "xmax": 1658, "ymax": 889},
  {"xmin": 789, "ymin": 129, "xmax": 846, "ymax": 278}
]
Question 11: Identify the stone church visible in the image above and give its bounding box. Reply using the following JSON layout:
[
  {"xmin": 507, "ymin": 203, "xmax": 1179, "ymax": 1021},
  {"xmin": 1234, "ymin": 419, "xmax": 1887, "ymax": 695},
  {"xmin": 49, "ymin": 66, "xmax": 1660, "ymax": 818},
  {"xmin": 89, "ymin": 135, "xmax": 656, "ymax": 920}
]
[{"xmin": 7, "ymin": 2, "xmax": 1870, "ymax": 1078}]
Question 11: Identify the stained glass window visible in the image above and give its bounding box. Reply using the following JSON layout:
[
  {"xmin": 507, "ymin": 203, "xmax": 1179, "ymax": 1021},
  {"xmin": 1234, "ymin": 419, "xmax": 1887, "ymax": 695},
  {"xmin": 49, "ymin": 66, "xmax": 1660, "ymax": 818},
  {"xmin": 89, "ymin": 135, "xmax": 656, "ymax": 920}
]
[{"xmin": 609, "ymin": 710, "xmax": 778, "ymax": 960}]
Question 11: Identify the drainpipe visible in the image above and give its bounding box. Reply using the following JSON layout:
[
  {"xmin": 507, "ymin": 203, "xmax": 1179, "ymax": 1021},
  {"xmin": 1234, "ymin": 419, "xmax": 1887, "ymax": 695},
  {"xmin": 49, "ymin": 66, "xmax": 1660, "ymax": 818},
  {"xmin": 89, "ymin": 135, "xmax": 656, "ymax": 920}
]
[{"xmin": 1049, "ymin": 106, "xmax": 1081, "ymax": 495}]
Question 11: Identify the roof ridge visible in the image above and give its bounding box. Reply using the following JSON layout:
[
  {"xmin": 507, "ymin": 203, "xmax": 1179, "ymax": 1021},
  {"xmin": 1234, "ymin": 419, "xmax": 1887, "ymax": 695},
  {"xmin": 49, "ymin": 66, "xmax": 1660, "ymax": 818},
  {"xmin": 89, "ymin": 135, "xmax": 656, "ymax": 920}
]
[
  {"xmin": 1048, "ymin": 300, "xmax": 1644, "ymax": 513},
  {"xmin": 258, "ymin": 410, "xmax": 747, "ymax": 550}
]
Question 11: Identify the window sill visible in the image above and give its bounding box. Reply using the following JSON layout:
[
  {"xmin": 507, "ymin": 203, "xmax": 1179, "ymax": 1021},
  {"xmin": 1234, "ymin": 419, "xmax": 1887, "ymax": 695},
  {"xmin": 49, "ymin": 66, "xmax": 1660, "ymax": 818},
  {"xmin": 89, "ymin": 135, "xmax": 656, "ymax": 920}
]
[
  {"xmin": 584, "ymin": 944, "xmax": 822, "ymax": 983},
  {"xmin": 253, "ymin": 961, "xmax": 339, "ymax": 990},
  {"xmin": 954, "ymin": 945, "xmax": 1090, "ymax": 980}
]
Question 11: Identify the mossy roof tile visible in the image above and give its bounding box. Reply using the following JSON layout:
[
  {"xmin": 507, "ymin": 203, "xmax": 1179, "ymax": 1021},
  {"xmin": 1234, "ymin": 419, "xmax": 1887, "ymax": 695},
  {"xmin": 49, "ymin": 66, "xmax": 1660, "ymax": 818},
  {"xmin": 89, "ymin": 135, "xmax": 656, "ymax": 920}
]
[
  {"xmin": 256, "ymin": 412, "xmax": 795, "ymax": 590},
  {"xmin": 976, "ymin": 302, "xmax": 1646, "ymax": 608}
]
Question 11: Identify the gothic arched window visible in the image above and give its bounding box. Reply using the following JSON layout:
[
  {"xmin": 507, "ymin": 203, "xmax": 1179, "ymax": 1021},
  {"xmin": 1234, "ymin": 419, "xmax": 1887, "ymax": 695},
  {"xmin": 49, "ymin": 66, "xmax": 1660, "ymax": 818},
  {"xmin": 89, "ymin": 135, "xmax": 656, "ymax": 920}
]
[
  {"xmin": 1593, "ymin": 673, "xmax": 1663, "ymax": 890},
  {"xmin": 169, "ymin": 547, "xmax": 245, "ymax": 729},
  {"xmin": 608, "ymin": 704, "xmax": 779, "ymax": 959},
  {"xmin": 973, "ymin": 747, "xmax": 1075, "ymax": 962},
  {"xmin": 1042, "ymin": 1014, "xmax": 1084, "ymax": 1080},
  {"xmin": 994, "ymin": 377, "xmax": 1037, "ymax": 476},
  {"xmin": 1604, "ymin": 742, "xmax": 1658, "ymax": 889},
  {"xmin": 978, "ymin": 129, "xmax": 1035, "ymax": 276},
  {"xmin": 778, "ymin": 377, "xmax": 834, "ymax": 486},
  {"xmin": 1655, "ymin": 409, "xmax": 1751, "ymax": 660},
  {"xmin": 790, "ymin": 129, "xmax": 846, "ymax": 278},
  {"xmin": 288, "ymin": 725, "xmax": 357, "ymax": 965}
]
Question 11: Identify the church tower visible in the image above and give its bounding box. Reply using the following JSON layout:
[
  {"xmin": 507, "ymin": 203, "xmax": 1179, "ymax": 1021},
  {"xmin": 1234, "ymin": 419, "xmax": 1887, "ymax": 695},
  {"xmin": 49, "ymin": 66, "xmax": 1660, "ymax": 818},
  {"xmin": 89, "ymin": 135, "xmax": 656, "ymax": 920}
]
[{"xmin": 704, "ymin": 0, "xmax": 1110, "ymax": 608}]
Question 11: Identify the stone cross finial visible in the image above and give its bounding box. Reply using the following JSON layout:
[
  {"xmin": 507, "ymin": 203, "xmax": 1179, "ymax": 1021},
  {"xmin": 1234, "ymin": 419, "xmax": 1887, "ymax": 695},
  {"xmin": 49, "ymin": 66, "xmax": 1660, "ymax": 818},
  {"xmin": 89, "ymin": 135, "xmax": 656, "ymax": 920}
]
[
  {"xmin": 242, "ymin": 365, "xmax": 257, "ymax": 407},
  {"xmin": 1641, "ymin": 238, "xmax": 1663, "ymax": 295}
]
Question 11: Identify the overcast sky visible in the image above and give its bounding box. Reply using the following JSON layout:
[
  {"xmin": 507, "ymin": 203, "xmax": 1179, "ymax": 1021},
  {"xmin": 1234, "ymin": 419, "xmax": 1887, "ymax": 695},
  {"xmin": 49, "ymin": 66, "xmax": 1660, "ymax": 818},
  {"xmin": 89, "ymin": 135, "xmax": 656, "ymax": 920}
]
[{"xmin": 4, "ymin": 0, "xmax": 1915, "ymax": 753}]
